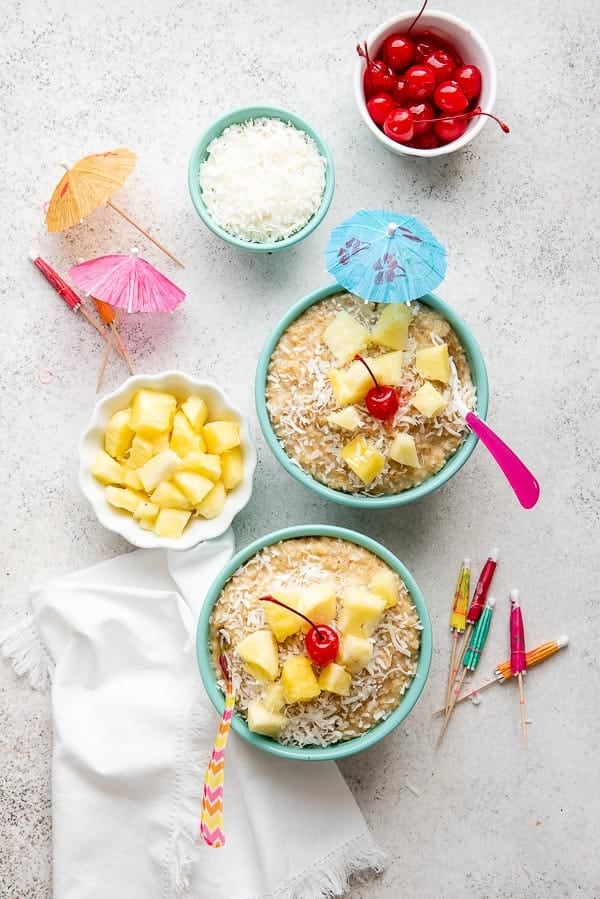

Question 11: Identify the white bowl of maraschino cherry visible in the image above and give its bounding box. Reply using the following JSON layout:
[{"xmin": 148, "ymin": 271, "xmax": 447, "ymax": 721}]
[{"xmin": 354, "ymin": 1, "xmax": 509, "ymax": 157}]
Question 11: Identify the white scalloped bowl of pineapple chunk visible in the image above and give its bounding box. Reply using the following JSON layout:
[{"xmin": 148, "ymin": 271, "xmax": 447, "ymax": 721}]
[{"xmin": 78, "ymin": 371, "xmax": 257, "ymax": 550}]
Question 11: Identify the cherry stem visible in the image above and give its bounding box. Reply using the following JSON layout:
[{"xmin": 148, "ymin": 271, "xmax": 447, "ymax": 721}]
[
  {"xmin": 406, "ymin": 0, "xmax": 428, "ymax": 36},
  {"xmin": 354, "ymin": 353, "xmax": 382, "ymax": 394},
  {"xmin": 259, "ymin": 594, "xmax": 328, "ymax": 641},
  {"xmin": 420, "ymin": 107, "xmax": 510, "ymax": 133}
]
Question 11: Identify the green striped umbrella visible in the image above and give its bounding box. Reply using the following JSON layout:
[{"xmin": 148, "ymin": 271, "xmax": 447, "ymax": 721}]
[{"xmin": 463, "ymin": 598, "xmax": 496, "ymax": 671}]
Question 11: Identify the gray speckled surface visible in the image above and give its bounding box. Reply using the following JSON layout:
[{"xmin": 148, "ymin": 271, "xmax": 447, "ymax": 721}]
[{"xmin": 1, "ymin": 1, "xmax": 599, "ymax": 897}]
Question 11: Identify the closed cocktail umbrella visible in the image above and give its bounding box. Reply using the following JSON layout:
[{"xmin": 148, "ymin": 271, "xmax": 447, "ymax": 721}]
[
  {"xmin": 510, "ymin": 589, "xmax": 528, "ymax": 747},
  {"xmin": 444, "ymin": 559, "xmax": 471, "ymax": 714}
]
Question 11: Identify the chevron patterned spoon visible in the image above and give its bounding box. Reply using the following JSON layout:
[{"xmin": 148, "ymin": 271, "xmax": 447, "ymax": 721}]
[{"xmin": 200, "ymin": 650, "xmax": 235, "ymax": 848}]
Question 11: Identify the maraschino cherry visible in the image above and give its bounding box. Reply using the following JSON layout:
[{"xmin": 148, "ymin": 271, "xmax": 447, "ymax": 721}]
[
  {"xmin": 383, "ymin": 106, "xmax": 510, "ymax": 145},
  {"xmin": 354, "ymin": 354, "xmax": 399, "ymax": 421},
  {"xmin": 259, "ymin": 595, "xmax": 339, "ymax": 667}
]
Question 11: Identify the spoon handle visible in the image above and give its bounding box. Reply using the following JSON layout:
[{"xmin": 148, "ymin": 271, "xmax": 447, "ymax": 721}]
[
  {"xmin": 465, "ymin": 412, "xmax": 540, "ymax": 509},
  {"xmin": 200, "ymin": 657, "xmax": 235, "ymax": 848}
]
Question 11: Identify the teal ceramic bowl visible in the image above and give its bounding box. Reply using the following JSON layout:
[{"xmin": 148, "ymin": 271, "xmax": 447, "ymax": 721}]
[
  {"xmin": 196, "ymin": 524, "xmax": 432, "ymax": 761},
  {"xmin": 255, "ymin": 284, "xmax": 489, "ymax": 508},
  {"xmin": 187, "ymin": 105, "xmax": 335, "ymax": 251}
]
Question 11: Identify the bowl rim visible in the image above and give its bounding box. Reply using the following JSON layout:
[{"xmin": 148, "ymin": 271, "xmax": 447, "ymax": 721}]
[
  {"xmin": 196, "ymin": 523, "xmax": 433, "ymax": 761},
  {"xmin": 255, "ymin": 284, "xmax": 489, "ymax": 508},
  {"xmin": 78, "ymin": 370, "xmax": 258, "ymax": 550},
  {"xmin": 354, "ymin": 8, "xmax": 498, "ymax": 158},
  {"xmin": 187, "ymin": 104, "xmax": 336, "ymax": 251}
]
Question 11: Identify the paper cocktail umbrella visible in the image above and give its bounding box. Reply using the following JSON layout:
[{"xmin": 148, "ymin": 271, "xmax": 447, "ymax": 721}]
[
  {"xmin": 68, "ymin": 249, "xmax": 185, "ymax": 314},
  {"xmin": 510, "ymin": 588, "xmax": 528, "ymax": 747},
  {"xmin": 438, "ymin": 596, "xmax": 496, "ymax": 743},
  {"xmin": 451, "ymin": 548, "xmax": 498, "ymax": 693},
  {"xmin": 431, "ymin": 636, "xmax": 569, "ymax": 716},
  {"xmin": 29, "ymin": 251, "xmax": 130, "ymax": 366},
  {"xmin": 444, "ymin": 559, "xmax": 471, "ymax": 714},
  {"xmin": 200, "ymin": 652, "xmax": 235, "ymax": 848},
  {"xmin": 45, "ymin": 148, "xmax": 183, "ymax": 267}
]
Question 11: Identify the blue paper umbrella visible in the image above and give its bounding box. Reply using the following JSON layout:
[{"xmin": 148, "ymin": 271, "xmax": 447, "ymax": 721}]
[{"xmin": 325, "ymin": 210, "xmax": 447, "ymax": 304}]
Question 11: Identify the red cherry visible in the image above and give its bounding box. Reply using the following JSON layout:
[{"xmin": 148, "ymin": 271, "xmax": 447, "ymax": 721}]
[
  {"xmin": 454, "ymin": 64, "xmax": 482, "ymax": 101},
  {"xmin": 354, "ymin": 354, "xmax": 400, "ymax": 420},
  {"xmin": 357, "ymin": 43, "xmax": 395, "ymax": 97},
  {"xmin": 404, "ymin": 64, "xmax": 436, "ymax": 100},
  {"xmin": 367, "ymin": 93, "xmax": 397, "ymax": 127},
  {"xmin": 391, "ymin": 78, "xmax": 410, "ymax": 105},
  {"xmin": 408, "ymin": 133, "xmax": 441, "ymax": 149},
  {"xmin": 433, "ymin": 115, "xmax": 469, "ymax": 143},
  {"xmin": 259, "ymin": 595, "xmax": 339, "ymax": 667},
  {"xmin": 407, "ymin": 101, "xmax": 435, "ymax": 135},
  {"xmin": 425, "ymin": 49, "xmax": 456, "ymax": 82},
  {"xmin": 410, "ymin": 107, "xmax": 510, "ymax": 147},
  {"xmin": 415, "ymin": 40, "xmax": 440, "ymax": 64},
  {"xmin": 382, "ymin": 33, "xmax": 415, "ymax": 71},
  {"xmin": 304, "ymin": 625, "xmax": 339, "ymax": 667},
  {"xmin": 383, "ymin": 107, "xmax": 414, "ymax": 143},
  {"xmin": 433, "ymin": 80, "xmax": 469, "ymax": 113}
]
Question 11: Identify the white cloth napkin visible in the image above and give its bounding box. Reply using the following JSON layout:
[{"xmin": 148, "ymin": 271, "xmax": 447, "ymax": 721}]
[{"xmin": 1, "ymin": 532, "xmax": 386, "ymax": 899}]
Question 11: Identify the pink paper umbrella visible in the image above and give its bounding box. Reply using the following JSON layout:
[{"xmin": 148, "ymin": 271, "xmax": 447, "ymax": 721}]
[
  {"xmin": 510, "ymin": 588, "xmax": 528, "ymax": 747},
  {"xmin": 68, "ymin": 248, "xmax": 185, "ymax": 314}
]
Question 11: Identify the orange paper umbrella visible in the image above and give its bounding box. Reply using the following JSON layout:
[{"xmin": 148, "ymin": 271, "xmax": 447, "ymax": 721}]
[{"xmin": 45, "ymin": 149, "xmax": 183, "ymax": 267}]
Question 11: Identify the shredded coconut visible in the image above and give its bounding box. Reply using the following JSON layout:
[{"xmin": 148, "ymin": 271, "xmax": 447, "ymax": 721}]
[{"xmin": 199, "ymin": 116, "xmax": 327, "ymax": 243}]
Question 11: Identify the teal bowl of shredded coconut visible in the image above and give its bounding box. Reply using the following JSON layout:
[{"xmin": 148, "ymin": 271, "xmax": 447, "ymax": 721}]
[{"xmin": 188, "ymin": 106, "xmax": 335, "ymax": 251}]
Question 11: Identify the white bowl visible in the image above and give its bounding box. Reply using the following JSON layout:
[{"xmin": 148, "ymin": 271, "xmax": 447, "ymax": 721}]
[
  {"xmin": 354, "ymin": 9, "xmax": 497, "ymax": 158},
  {"xmin": 78, "ymin": 371, "xmax": 257, "ymax": 550}
]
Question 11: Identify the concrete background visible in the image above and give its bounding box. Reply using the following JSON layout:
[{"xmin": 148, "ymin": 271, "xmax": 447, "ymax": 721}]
[{"xmin": 1, "ymin": 0, "xmax": 599, "ymax": 896}]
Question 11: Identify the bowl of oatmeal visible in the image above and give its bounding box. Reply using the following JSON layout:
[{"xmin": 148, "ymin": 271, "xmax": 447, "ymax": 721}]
[
  {"xmin": 188, "ymin": 106, "xmax": 335, "ymax": 251},
  {"xmin": 255, "ymin": 285, "xmax": 488, "ymax": 507},
  {"xmin": 196, "ymin": 524, "xmax": 432, "ymax": 761}
]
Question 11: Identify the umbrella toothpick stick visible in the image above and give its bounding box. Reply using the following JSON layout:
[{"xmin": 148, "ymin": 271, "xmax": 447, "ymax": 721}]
[
  {"xmin": 431, "ymin": 635, "xmax": 569, "ymax": 717},
  {"xmin": 438, "ymin": 597, "xmax": 496, "ymax": 745},
  {"xmin": 510, "ymin": 589, "xmax": 528, "ymax": 748},
  {"xmin": 444, "ymin": 559, "xmax": 471, "ymax": 713},
  {"xmin": 106, "ymin": 200, "xmax": 184, "ymax": 268},
  {"xmin": 96, "ymin": 326, "xmax": 115, "ymax": 392},
  {"xmin": 92, "ymin": 298, "xmax": 136, "ymax": 377}
]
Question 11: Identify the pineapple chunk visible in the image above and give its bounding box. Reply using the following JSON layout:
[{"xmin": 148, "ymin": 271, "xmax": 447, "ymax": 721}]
[
  {"xmin": 340, "ymin": 437, "xmax": 385, "ymax": 485},
  {"xmin": 370, "ymin": 303, "xmax": 411, "ymax": 350},
  {"xmin": 328, "ymin": 362, "xmax": 372, "ymax": 407},
  {"xmin": 91, "ymin": 450, "xmax": 125, "ymax": 485},
  {"xmin": 281, "ymin": 656, "xmax": 321, "ymax": 704},
  {"xmin": 153, "ymin": 507, "xmax": 192, "ymax": 539},
  {"xmin": 137, "ymin": 449, "xmax": 183, "ymax": 493},
  {"xmin": 299, "ymin": 580, "xmax": 337, "ymax": 627},
  {"xmin": 180, "ymin": 395, "xmax": 209, "ymax": 431},
  {"xmin": 411, "ymin": 382, "xmax": 447, "ymax": 418},
  {"xmin": 415, "ymin": 344, "xmax": 450, "ymax": 384},
  {"xmin": 336, "ymin": 634, "xmax": 373, "ymax": 673},
  {"xmin": 370, "ymin": 350, "xmax": 404, "ymax": 386},
  {"xmin": 368, "ymin": 569, "xmax": 401, "ymax": 609},
  {"xmin": 127, "ymin": 435, "xmax": 155, "ymax": 469},
  {"xmin": 129, "ymin": 389, "xmax": 177, "ymax": 439},
  {"xmin": 202, "ymin": 420, "xmax": 241, "ymax": 454},
  {"xmin": 105, "ymin": 485, "xmax": 146, "ymax": 515},
  {"xmin": 104, "ymin": 408, "xmax": 134, "ymax": 459},
  {"xmin": 132, "ymin": 501, "xmax": 160, "ymax": 524},
  {"xmin": 247, "ymin": 700, "xmax": 287, "ymax": 737},
  {"xmin": 339, "ymin": 587, "xmax": 387, "ymax": 637},
  {"xmin": 181, "ymin": 451, "xmax": 222, "ymax": 482},
  {"xmin": 170, "ymin": 411, "xmax": 204, "ymax": 458},
  {"xmin": 326, "ymin": 407, "xmax": 362, "ymax": 432},
  {"xmin": 263, "ymin": 596, "xmax": 303, "ymax": 642},
  {"xmin": 172, "ymin": 471, "xmax": 214, "ymax": 506},
  {"xmin": 318, "ymin": 662, "xmax": 352, "ymax": 696},
  {"xmin": 220, "ymin": 447, "xmax": 243, "ymax": 490},
  {"xmin": 389, "ymin": 433, "xmax": 420, "ymax": 468},
  {"xmin": 262, "ymin": 682, "xmax": 286, "ymax": 713},
  {"xmin": 236, "ymin": 630, "xmax": 279, "ymax": 682},
  {"xmin": 123, "ymin": 467, "xmax": 144, "ymax": 490},
  {"xmin": 150, "ymin": 481, "xmax": 192, "ymax": 510},
  {"xmin": 152, "ymin": 432, "xmax": 171, "ymax": 455},
  {"xmin": 322, "ymin": 311, "xmax": 370, "ymax": 364},
  {"xmin": 195, "ymin": 481, "xmax": 226, "ymax": 519}
]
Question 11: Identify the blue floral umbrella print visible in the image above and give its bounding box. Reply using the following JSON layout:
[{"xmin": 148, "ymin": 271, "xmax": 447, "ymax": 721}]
[{"xmin": 325, "ymin": 210, "xmax": 447, "ymax": 304}]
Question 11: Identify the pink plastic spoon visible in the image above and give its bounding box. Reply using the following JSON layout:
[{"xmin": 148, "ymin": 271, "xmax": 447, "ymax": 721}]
[{"xmin": 450, "ymin": 360, "xmax": 540, "ymax": 509}]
